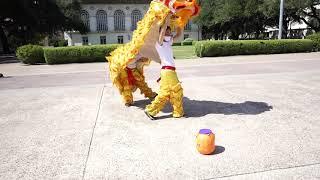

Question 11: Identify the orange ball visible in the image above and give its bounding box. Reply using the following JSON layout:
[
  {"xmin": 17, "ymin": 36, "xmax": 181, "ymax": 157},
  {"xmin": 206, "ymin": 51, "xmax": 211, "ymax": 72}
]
[{"xmin": 196, "ymin": 129, "xmax": 215, "ymax": 155}]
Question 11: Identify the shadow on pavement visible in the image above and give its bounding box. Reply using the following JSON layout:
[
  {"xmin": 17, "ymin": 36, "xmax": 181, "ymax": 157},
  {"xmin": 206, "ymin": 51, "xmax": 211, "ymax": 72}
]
[
  {"xmin": 195, "ymin": 146, "xmax": 225, "ymax": 156},
  {"xmin": 134, "ymin": 97, "xmax": 273, "ymax": 118},
  {"xmin": 212, "ymin": 145, "xmax": 225, "ymax": 155}
]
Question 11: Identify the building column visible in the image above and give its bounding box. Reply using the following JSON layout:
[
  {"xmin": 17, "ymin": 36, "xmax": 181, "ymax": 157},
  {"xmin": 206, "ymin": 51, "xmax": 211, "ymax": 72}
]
[
  {"xmin": 108, "ymin": 16, "xmax": 114, "ymax": 32},
  {"xmin": 125, "ymin": 15, "xmax": 131, "ymax": 32},
  {"xmin": 90, "ymin": 16, "xmax": 97, "ymax": 32}
]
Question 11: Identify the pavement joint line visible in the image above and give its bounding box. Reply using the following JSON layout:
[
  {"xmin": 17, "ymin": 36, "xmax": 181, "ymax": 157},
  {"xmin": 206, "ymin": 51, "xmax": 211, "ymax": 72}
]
[
  {"xmin": 175, "ymin": 58, "xmax": 320, "ymax": 68},
  {"xmin": 5, "ymin": 70, "xmax": 107, "ymax": 77},
  {"xmin": 0, "ymin": 83, "xmax": 110, "ymax": 91},
  {"xmin": 3, "ymin": 56, "xmax": 319, "ymax": 77},
  {"xmin": 205, "ymin": 162, "xmax": 320, "ymax": 180},
  {"xmin": 175, "ymin": 70, "xmax": 320, "ymax": 82},
  {"xmin": 81, "ymin": 85, "xmax": 105, "ymax": 180},
  {"xmin": 1, "ymin": 70, "xmax": 319, "ymax": 91}
]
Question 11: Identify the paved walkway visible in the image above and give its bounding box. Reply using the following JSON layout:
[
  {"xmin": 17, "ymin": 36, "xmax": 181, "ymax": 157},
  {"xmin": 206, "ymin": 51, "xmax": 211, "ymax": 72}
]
[{"xmin": 0, "ymin": 53, "xmax": 320, "ymax": 179}]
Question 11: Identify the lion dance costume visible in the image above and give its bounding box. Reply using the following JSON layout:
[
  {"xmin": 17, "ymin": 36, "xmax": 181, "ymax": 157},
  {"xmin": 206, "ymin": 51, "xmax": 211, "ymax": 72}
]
[
  {"xmin": 107, "ymin": 0, "xmax": 200, "ymax": 113},
  {"xmin": 120, "ymin": 56, "xmax": 157, "ymax": 106}
]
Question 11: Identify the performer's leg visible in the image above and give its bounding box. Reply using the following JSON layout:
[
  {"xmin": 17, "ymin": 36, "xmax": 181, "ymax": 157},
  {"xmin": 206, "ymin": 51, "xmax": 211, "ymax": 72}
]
[
  {"xmin": 121, "ymin": 89, "xmax": 133, "ymax": 106},
  {"xmin": 145, "ymin": 70, "xmax": 179, "ymax": 118},
  {"xmin": 170, "ymin": 83, "xmax": 184, "ymax": 118},
  {"xmin": 145, "ymin": 87, "xmax": 170, "ymax": 117},
  {"xmin": 132, "ymin": 69, "xmax": 157, "ymax": 99},
  {"xmin": 119, "ymin": 70, "xmax": 133, "ymax": 105}
]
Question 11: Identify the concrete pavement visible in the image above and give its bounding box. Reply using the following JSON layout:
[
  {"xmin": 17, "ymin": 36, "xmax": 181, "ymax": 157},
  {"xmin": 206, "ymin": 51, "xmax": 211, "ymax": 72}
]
[{"xmin": 0, "ymin": 52, "xmax": 320, "ymax": 179}]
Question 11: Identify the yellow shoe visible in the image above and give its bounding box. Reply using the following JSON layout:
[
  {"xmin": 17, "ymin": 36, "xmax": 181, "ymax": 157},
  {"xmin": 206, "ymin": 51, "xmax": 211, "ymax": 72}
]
[
  {"xmin": 125, "ymin": 102, "xmax": 133, "ymax": 107},
  {"xmin": 148, "ymin": 93, "xmax": 158, "ymax": 101},
  {"xmin": 173, "ymin": 114, "xmax": 184, "ymax": 118}
]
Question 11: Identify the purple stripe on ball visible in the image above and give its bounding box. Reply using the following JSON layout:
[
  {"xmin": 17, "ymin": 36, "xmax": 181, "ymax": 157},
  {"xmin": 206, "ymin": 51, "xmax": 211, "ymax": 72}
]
[{"xmin": 199, "ymin": 129, "xmax": 212, "ymax": 135}]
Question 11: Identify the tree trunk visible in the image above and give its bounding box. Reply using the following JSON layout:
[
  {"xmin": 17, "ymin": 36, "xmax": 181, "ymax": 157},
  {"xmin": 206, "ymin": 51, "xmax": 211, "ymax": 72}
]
[
  {"xmin": 0, "ymin": 26, "xmax": 10, "ymax": 53},
  {"xmin": 255, "ymin": 30, "xmax": 261, "ymax": 39},
  {"xmin": 282, "ymin": 19, "xmax": 289, "ymax": 39},
  {"xmin": 230, "ymin": 31, "xmax": 240, "ymax": 40}
]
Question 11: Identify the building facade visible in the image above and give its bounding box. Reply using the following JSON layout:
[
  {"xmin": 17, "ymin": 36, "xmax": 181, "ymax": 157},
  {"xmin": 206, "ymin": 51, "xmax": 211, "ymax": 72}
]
[
  {"xmin": 265, "ymin": 21, "xmax": 311, "ymax": 39},
  {"xmin": 64, "ymin": 0, "xmax": 202, "ymax": 46}
]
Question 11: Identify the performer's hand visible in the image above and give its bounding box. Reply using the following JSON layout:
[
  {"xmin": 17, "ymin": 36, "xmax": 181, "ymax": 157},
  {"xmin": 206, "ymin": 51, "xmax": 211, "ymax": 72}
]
[{"xmin": 159, "ymin": 15, "xmax": 171, "ymax": 45}]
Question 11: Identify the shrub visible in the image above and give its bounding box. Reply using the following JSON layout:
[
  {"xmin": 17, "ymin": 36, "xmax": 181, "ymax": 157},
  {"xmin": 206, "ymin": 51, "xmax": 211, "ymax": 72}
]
[
  {"xmin": 47, "ymin": 40, "xmax": 68, "ymax": 47},
  {"xmin": 16, "ymin": 45, "xmax": 45, "ymax": 64},
  {"xmin": 306, "ymin": 33, "xmax": 320, "ymax": 51},
  {"xmin": 192, "ymin": 40, "xmax": 198, "ymax": 46},
  {"xmin": 44, "ymin": 44, "xmax": 119, "ymax": 64},
  {"xmin": 54, "ymin": 40, "xmax": 68, "ymax": 47},
  {"xmin": 195, "ymin": 39, "xmax": 313, "ymax": 57},
  {"xmin": 173, "ymin": 42, "xmax": 181, "ymax": 46},
  {"xmin": 181, "ymin": 38, "xmax": 194, "ymax": 46}
]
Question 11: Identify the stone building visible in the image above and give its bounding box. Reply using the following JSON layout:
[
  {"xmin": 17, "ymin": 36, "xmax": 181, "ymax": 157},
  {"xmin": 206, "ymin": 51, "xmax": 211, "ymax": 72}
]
[{"xmin": 64, "ymin": 0, "xmax": 202, "ymax": 46}]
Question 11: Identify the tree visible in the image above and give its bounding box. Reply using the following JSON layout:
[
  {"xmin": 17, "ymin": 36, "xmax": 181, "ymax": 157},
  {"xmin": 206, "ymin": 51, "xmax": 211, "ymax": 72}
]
[
  {"xmin": 195, "ymin": 0, "xmax": 276, "ymax": 40},
  {"xmin": 286, "ymin": 0, "xmax": 320, "ymax": 32},
  {"xmin": 0, "ymin": 0, "xmax": 87, "ymax": 53},
  {"xmin": 195, "ymin": 0, "xmax": 320, "ymax": 40}
]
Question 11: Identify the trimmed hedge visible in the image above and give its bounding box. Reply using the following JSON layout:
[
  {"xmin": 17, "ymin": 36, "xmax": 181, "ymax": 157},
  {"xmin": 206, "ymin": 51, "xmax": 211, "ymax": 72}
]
[
  {"xmin": 306, "ymin": 33, "xmax": 320, "ymax": 51},
  {"xmin": 192, "ymin": 40, "xmax": 198, "ymax": 46},
  {"xmin": 181, "ymin": 38, "xmax": 194, "ymax": 46},
  {"xmin": 16, "ymin": 45, "xmax": 45, "ymax": 64},
  {"xmin": 44, "ymin": 45, "xmax": 118, "ymax": 64},
  {"xmin": 195, "ymin": 39, "xmax": 313, "ymax": 57}
]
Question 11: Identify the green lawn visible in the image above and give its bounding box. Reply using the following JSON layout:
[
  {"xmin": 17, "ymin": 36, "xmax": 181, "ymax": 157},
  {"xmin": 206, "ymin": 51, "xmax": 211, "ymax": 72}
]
[{"xmin": 173, "ymin": 45, "xmax": 197, "ymax": 59}]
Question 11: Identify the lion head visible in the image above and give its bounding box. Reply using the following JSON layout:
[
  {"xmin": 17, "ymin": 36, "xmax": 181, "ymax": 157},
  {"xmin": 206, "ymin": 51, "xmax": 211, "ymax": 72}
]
[{"xmin": 157, "ymin": 0, "xmax": 200, "ymax": 28}]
